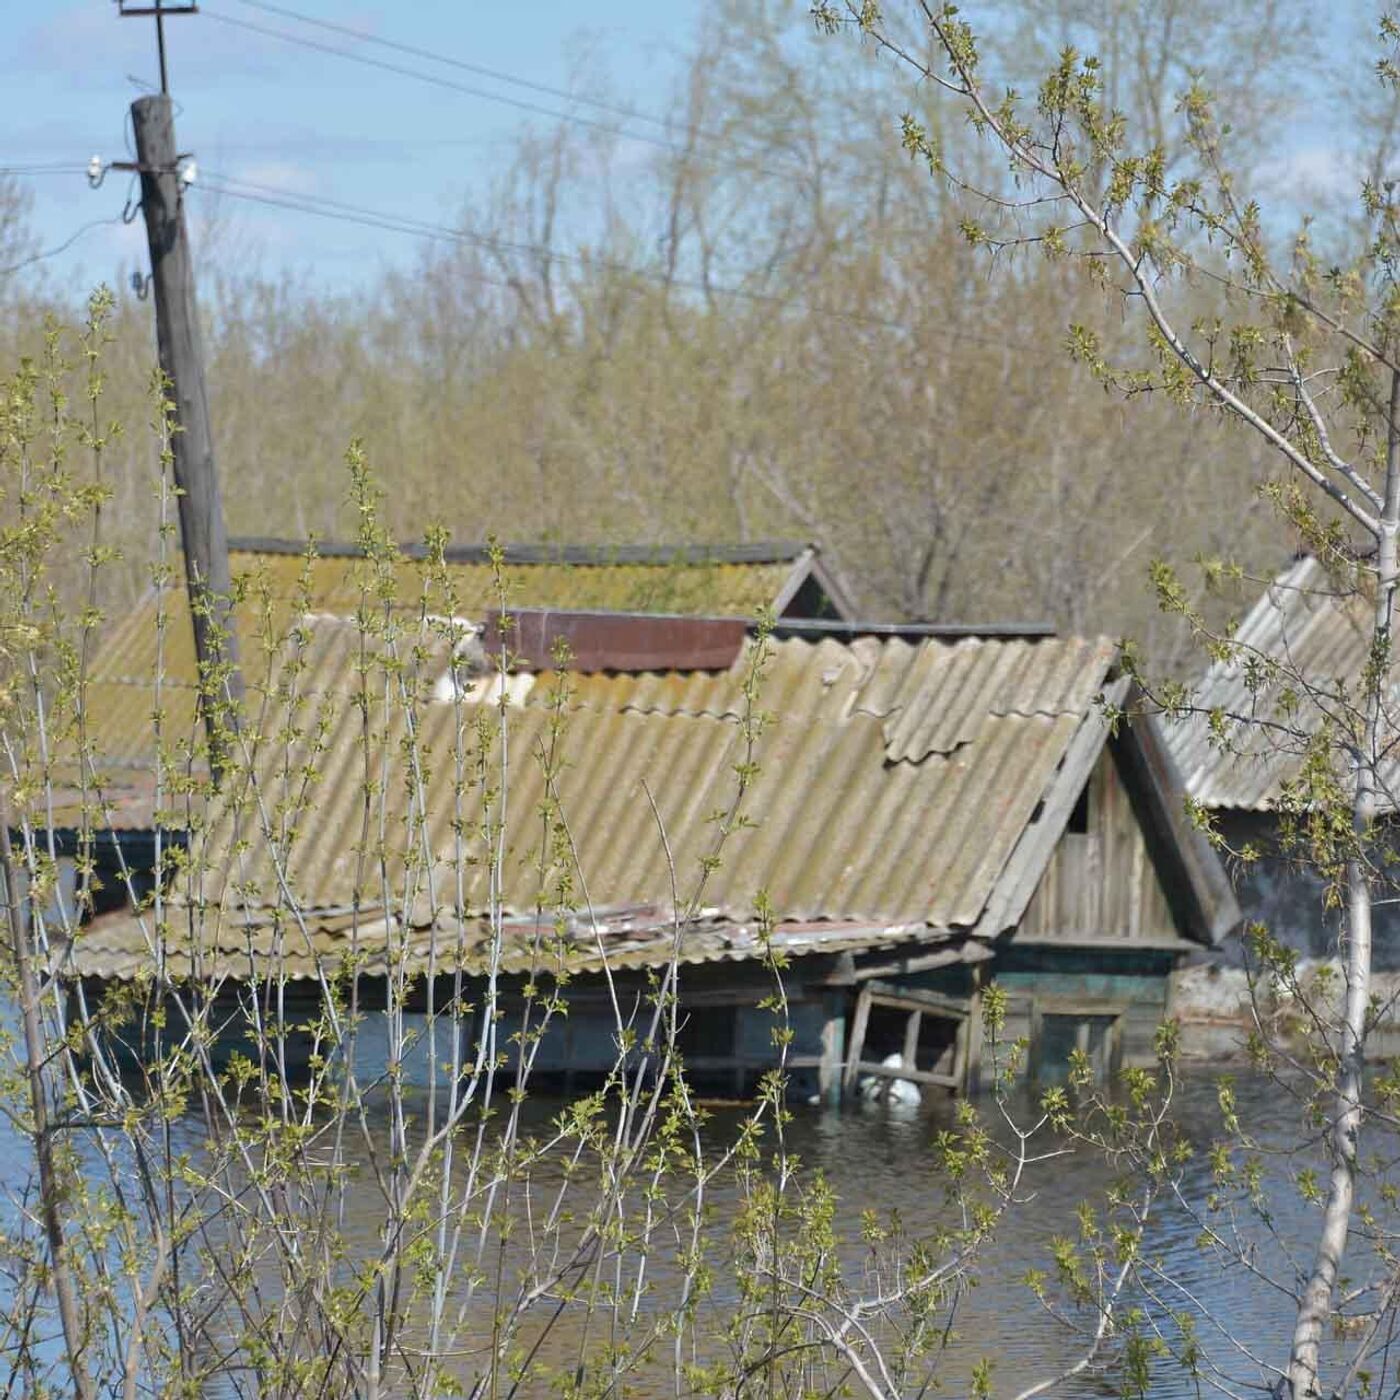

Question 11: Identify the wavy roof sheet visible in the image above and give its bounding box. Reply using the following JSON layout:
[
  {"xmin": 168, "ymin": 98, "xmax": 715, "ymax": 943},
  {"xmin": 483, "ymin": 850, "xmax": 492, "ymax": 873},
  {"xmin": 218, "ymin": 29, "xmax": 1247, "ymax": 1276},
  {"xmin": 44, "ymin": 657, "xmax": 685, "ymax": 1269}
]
[
  {"xmin": 77, "ymin": 541, "xmax": 834, "ymax": 774},
  {"xmin": 565, "ymin": 634, "xmax": 1115, "ymax": 747},
  {"xmin": 1164, "ymin": 556, "xmax": 1394, "ymax": 811},
  {"xmin": 66, "ymin": 911, "xmax": 936, "ymax": 984},
  {"xmin": 58, "ymin": 619, "xmax": 1121, "ymax": 981}
]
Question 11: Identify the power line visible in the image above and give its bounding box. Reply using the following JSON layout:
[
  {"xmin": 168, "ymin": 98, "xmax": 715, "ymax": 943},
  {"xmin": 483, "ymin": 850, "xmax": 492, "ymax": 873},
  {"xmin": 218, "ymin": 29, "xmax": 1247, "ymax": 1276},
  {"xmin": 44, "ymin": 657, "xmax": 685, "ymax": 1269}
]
[
  {"xmin": 181, "ymin": 136, "xmax": 501, "ymax": 155},
  {"xmin": 201, "ymin": 9, "xmax": 686, "ymax": 156},
  {"xmin": 202, "ymin": 171, "xmax": 905, "ymax": 325},
  {"xmin": 0, "ymin": 164, "xmax": 92, "ymax": 176},
  {"xmin": 206, "ymin": 172, "xmax": 598, "ymax": 272},
  {"xmin": 0, "ymin": 165, "xmax": 952, "ymax": 341},
  {"xmin": 0, "ymin": 217, "xmax": 126, "ymax": 278},
  {"xmin": 198, "ymin": 171, "xmax": 1037, "ymax": 351},
  {"xmin": 0, "ymin": 167, "xmax": 1023, "ymax": 351},
  {"xmin": 200, "ymin": 5, "xmax": 807, "ymax": 184},
  {"xmin": 195, "ymin": 176, "xmax": 515, "ymax": 290},
  {"xmin": 227, "ymin": 0, "xmax": 682, "ymax": 139}
]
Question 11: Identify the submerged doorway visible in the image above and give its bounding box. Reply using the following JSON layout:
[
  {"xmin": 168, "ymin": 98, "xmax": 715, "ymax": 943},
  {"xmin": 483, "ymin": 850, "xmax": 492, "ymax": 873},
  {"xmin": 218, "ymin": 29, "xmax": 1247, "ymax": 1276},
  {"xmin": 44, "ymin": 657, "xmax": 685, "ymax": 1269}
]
[{"xmin": 1030, "ymin": 1003, "xmax": 1124, "ymax": 1084}]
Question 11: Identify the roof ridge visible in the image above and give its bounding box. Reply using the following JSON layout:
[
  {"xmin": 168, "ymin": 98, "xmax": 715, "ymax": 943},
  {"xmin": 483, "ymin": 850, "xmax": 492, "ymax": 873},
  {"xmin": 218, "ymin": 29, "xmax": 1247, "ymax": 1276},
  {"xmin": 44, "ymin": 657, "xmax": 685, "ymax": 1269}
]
[{"xmin": 228, "ymin": 536, "xmax": 813, "ymax": 567}]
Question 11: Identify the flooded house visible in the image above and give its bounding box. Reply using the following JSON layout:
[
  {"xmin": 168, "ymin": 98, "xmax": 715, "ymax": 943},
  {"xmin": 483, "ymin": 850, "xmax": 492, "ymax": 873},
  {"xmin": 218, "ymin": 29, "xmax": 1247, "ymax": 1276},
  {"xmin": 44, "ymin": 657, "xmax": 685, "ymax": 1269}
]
[
  {"xmin": 1164, "ymin": 553, "xmax": 1400, "ymax": 969},
  {"xmin": 42, "ymin": 540, "xmax": 1237, "ymax": 1097}
]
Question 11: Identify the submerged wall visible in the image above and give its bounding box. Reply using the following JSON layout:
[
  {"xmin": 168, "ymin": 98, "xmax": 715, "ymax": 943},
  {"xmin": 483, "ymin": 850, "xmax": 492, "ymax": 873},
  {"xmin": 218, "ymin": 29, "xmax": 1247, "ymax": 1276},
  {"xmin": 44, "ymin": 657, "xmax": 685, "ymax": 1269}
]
[
  {"xmin": 1171, "ymin": 811, "xmax": 1400, "ymax": 1054},
  {"xmin": 1203, "ymin": 811, "xmax": 1400, "ymax": 968},
  {"xmin": 290, "ymin": 985, "xmax": 843, "ymax": 1099}
]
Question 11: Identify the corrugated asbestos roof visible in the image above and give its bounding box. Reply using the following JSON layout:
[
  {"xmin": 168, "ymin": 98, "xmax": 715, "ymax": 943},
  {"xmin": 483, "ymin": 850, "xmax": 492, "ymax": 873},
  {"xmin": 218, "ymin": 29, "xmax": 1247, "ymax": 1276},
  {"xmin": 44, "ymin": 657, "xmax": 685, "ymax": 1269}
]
[
  {"xmin": 67, "ymin": 910, "xmax": 935, "ymax": 984},
  {"xmin": 95, "ymin": 544, "xmax": 820, "ymax": 684},
  {"xmin": 1165, "ymin": 556, "xmax": 1388, "ymax": 811},
  {"xmin": 564, "ymin": 634, "xmax": 1113, "ymax": 743},
  {"xmin": 69, "ymin": 541, "xmax": 829, "ymax": 801},
  {"xmin": 56, "ymin": 617, "xmax": 1122, "ymax": 981}
]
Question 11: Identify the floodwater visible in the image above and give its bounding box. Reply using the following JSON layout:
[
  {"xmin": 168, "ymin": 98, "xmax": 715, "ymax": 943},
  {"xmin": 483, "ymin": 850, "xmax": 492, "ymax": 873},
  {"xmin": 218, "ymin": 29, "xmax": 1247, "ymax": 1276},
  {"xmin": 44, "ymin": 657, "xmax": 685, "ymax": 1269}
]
[
  {"xmin": 0, "ymin": 1065, "xmax": 1359, "ymax": 1396},
  {"xmin": 762, "ymin": 1077, "xmax": 1307, "ymax": 1397}
]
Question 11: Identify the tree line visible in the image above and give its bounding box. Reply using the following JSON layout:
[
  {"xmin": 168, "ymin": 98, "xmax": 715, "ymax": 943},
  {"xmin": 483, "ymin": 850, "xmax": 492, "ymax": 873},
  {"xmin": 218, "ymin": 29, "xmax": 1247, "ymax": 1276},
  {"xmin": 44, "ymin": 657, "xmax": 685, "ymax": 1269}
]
[{"xmin": 3, "ymin": 0, "xmax": 1374, "ymax": 667}]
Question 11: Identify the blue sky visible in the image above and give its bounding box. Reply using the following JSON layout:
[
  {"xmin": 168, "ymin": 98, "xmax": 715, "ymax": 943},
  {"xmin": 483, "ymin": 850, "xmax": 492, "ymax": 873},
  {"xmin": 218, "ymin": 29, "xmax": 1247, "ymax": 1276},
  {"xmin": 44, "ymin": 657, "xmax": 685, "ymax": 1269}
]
[
  {"xmin": 5, "ymin": 0, "xmax": 699, "ymax": 292},
  {"xmin": 4, "ymin": 2, "xmax": 1383, "ymax": 296}
]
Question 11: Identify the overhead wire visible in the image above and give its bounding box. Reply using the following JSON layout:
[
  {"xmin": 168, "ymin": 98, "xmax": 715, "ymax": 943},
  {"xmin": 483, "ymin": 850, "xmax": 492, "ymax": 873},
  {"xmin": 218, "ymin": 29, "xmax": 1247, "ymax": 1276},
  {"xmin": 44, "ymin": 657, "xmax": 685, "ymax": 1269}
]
[
  {"xmin": 191, "ymin": 3, "xmax": 1020, "ymax": 346},
  {"xmin": 195, "ymin": 175, "xmax": 513, "ymax": 291},
  {"xmin": 198, "ymin": 171, "xmax": 1039, "ymax": 351},
  {"xmin": 0, "ymin": 161, "xmax": 128, "ymax": 277},
  {"xmin": 0, "ymin": 164, "xmax": 94, "ymax": 176},
  {"xmin": 0, "ymin": 217, "xmax": 127, "ymax": 278},
  {"xmin": 0, "ymin": 14, "xmax": 1028, "ymax": 348},
  {"xmin": 200, "ymin": 171, "xmax": 913, "ymax": 327},
  {"xmin": 226, "ymin": 0, "xmax": 685, "ymax": 139},
  {"xmin": 0, "ymin": 25, "xmax": 920, "ymax": 326},
  {"xmin": 202, "ymin": 9, "xmax": 690, "ymax": 157},
  {"xmin": 200, "ymin": 3, "xmax": 810, "ymax": 183},
  {"xmin": 205, "ymin": 172, "xmax": 606, "ymax": 271}
]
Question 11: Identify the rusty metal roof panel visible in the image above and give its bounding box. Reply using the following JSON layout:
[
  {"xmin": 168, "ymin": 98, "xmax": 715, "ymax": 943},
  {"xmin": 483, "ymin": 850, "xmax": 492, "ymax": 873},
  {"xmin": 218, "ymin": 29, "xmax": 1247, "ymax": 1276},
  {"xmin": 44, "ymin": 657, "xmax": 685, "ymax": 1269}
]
[
  {"xmin": 79, "ymin": 544, "xmax": 823, "ymax": 762},
  {"xmin": 1164, "ymin": 556, "xmax": 1390, "ymax": 810},
  {"xmin": 491, "ymin": 608, "xmax": 749, "ymax": 672}
]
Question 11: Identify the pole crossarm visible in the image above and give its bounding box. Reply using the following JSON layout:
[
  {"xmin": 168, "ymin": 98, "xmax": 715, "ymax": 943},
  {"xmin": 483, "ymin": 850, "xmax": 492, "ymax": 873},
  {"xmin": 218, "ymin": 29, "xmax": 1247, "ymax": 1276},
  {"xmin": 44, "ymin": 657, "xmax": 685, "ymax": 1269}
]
[{"xmin": 115, "ymin": 0, "xmax": 199, "ymax": 95}]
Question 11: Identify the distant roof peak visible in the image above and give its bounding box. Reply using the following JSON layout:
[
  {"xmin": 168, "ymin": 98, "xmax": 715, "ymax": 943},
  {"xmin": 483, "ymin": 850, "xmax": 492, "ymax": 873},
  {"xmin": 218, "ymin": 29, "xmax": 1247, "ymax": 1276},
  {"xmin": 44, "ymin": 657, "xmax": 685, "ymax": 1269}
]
[
  {"xmin": 770, "ymin": 617, "xmax": 1057, "ymax": 642},
  {"xmin": 228, "ymin": 536, "xmax": 814, "ymax": 567}
]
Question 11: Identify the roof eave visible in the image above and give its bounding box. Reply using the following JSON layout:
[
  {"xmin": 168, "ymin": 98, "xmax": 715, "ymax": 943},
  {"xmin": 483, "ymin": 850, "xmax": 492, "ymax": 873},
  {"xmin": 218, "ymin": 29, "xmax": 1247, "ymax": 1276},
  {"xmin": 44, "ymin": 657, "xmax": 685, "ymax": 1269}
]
[
  {"xmin": 227, "ymin": 536, "xmax": 812, "ymax": 568},
  {"xmin": 1113, "ymin": 692, "xmax": 1243, "ymax": 947},
  {"xmin": 972, "ymin": 675, "xmax": 1126, "ymax": 942}
]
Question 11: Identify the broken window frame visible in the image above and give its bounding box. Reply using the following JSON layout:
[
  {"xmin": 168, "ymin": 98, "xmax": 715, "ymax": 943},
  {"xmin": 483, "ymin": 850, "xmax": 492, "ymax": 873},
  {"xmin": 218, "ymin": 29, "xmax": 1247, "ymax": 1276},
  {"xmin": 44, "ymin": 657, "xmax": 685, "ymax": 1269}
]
[{"xmin": 1027, "ymin": 997, "xmax": 1125, "ymax": 1085}]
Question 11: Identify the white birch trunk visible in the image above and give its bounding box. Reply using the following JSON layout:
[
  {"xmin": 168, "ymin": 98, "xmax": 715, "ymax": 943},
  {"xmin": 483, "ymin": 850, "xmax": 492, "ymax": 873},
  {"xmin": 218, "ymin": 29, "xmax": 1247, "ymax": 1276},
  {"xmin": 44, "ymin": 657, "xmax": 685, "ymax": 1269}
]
[{"xmin": 1287, "ymin": 370, "xmax": 1400, "ymax": 1396}]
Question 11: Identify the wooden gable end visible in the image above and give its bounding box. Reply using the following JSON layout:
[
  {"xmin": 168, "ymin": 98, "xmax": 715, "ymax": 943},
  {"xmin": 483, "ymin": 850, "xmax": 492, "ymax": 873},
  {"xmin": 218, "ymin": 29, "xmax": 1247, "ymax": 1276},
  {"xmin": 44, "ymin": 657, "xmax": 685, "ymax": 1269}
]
[{"xmin": 1017, "ymin": 742, "xmax": 1186, "ymax": 949}]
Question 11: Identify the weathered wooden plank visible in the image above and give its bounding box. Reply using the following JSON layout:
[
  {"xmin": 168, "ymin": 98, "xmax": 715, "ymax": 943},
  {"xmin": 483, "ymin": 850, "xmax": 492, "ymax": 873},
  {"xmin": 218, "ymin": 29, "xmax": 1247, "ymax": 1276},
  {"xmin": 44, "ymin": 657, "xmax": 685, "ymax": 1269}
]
[
  {"xmin": 863, "ymin": 981, "xmax": 970, "ymax": 1019},
  {"xmin": 974, "ymin": 678, "xmax": 1130, "ymax": 940},
  {"xmin": 902, "ymin": 1010, "xmax": 923, "ymax": 1069},
  {"xmin": 1127, "ymin": 823, "xmax": 1146, "ymax": 939},
  {"xmin": 819, "ymin": 1004, "xmax": 845, "ymax": 1105},
  {"xmin": 1081, "ymin": 835, "xmax": 1103, "ymax": 934},
  {"xmin": 1104, "ymin": 748, "xmax": 1133, "ymax": 937},
  {"xmin": 843, "ymin": 985, "xmax": 873, "ymax": 1091},
  {"xmin": 963, "ymin": 975, "xmax": 984, "ymax": 1095},
  {"xmin": 847, "ymin": 942, "xmax": 992, "ymax": 983}
]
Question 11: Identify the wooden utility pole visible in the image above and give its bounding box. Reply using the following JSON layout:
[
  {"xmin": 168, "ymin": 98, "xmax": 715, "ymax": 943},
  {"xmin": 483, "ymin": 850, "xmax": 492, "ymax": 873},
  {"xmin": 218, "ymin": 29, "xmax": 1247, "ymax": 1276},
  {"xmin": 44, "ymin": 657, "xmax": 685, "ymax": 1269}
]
[{"xmin": 130, "ymin": 90, "xmax": 242, "ymax": 781}]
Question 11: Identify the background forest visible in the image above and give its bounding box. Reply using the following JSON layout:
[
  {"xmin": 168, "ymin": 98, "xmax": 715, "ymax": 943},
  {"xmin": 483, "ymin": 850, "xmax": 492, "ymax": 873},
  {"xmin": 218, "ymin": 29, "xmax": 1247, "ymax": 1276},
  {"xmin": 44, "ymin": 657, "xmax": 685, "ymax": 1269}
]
[{"xmin": 3, "ymin": 0, "xmax": 1390, "ymax": 667}]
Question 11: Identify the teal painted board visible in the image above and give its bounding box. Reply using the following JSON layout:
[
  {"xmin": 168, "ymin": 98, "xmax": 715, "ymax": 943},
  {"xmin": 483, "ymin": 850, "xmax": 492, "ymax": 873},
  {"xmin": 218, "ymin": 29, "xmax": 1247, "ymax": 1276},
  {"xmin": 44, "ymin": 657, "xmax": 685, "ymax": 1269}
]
[
  {"xmin": 996, "ymin": 945, "xmax": 1176, "ymax": 977},
  {"xmin": 993, "ymin": 969, "xmax": 1166, "ymax": 1006}
]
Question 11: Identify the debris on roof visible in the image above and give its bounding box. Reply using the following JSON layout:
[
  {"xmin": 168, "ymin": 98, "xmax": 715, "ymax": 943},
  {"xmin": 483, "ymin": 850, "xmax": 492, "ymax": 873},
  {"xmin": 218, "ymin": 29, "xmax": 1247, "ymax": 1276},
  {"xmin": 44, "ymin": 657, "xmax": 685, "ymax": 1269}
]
[{"xmin": 67, "ymin": 908, "xmax": 945, "ymax": 984}]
